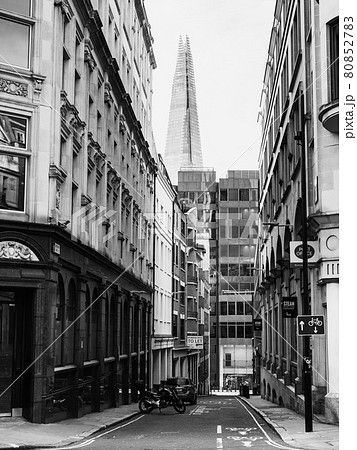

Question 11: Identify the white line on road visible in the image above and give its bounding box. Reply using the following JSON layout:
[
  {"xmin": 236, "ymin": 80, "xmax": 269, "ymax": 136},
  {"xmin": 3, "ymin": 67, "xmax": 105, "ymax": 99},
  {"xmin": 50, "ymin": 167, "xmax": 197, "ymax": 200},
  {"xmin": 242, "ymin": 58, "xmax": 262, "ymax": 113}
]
[
  {"xmin": 235, "ymin": 397, "xmax": 304, "ymax": 450},
  {"xmin": 217, "ymin": 425, "xmax": 222, "ymax": 434},
  {"xmin": 217, "ymin": 437, "xmax": 223, "ymax": 448},
  {"xmin": 51, "ymin": 415, "xmax": 145, "ymax": 449}
]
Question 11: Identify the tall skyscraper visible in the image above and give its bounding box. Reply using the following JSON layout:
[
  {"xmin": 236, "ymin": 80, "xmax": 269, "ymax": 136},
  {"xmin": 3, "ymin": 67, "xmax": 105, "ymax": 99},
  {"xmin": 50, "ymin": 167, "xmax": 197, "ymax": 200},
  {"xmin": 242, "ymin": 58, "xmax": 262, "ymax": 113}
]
[{"xmin": 164, "ymin": 36, "xmax": 203, "ymax": 185}]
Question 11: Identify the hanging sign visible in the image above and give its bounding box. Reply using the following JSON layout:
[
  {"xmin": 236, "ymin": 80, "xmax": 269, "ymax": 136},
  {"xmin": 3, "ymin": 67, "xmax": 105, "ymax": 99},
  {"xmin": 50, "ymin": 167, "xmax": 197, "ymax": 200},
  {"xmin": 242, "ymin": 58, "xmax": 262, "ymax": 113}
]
[
  {"xmin": 281, "ymin": 297, "xmax": 297, "ymax": 318},
  {"xmin": 253, "ymin": 318, "xmax": 263, "ymax": 331},
  {"xmin": 289, "ymin": 241, "xmax": 319, "ymax": 264}
]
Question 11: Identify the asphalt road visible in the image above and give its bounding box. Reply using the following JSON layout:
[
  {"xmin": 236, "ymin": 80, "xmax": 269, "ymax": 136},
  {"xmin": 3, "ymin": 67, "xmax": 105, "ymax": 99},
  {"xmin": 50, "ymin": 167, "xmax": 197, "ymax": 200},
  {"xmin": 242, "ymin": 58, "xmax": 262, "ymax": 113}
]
[{"xmin": 52, "ymin": 396, "xmax": 299, "ymax": 450}]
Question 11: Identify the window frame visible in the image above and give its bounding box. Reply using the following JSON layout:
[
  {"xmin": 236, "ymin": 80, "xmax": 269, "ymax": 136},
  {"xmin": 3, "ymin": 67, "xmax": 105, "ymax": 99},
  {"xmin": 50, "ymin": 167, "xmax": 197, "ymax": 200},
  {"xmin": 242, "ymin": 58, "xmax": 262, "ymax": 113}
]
[{"xmin": 0, "ymin": 2, "xmax": 34, "ymax": 70}]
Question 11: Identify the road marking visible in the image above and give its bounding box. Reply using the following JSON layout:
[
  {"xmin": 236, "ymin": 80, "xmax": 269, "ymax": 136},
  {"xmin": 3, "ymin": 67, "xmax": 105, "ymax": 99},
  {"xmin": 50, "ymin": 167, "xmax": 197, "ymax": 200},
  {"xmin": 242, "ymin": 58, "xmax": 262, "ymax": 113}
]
[
  {"xmin": 217, "ymin": 437, "xmax": 223, "ymax": 448},
  {"xmin": 51, "ymin": 415, "xmax": 145, "ymax": 449},
  {"xmin": 234, "ymin": 398, "xmax": 304, "ymax": 450},
  {"xmin": 217, "ymin": 425, "xmax": 222, "ymax": 434}
]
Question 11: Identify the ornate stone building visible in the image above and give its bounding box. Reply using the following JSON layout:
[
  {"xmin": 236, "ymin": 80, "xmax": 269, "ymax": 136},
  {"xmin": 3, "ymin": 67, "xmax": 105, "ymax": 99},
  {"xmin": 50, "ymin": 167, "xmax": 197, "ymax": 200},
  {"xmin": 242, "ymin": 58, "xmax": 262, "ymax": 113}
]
[
  {"xmin": 0, "ymin": 0, "xmax": 157, "ymax": 423},
  {"xmin": 255, "ymin": 0, "xmax": 339, "ymax": 423}
]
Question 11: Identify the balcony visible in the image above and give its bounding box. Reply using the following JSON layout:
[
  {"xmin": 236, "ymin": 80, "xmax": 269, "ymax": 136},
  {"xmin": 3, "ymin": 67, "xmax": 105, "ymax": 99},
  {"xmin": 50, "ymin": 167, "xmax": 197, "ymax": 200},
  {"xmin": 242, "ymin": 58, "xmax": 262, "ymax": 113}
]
[{"xmin": 318, "ymin": 99, "xmax": 339, "ymax": 133}]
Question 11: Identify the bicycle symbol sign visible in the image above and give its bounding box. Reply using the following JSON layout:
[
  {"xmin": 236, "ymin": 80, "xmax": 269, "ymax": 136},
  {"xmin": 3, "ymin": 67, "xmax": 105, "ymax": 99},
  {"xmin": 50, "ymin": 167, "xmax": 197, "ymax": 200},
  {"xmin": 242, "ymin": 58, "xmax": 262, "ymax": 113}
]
[{"xmin": 297, "ymin": 315, "xmax": 325, "ymax": 336}]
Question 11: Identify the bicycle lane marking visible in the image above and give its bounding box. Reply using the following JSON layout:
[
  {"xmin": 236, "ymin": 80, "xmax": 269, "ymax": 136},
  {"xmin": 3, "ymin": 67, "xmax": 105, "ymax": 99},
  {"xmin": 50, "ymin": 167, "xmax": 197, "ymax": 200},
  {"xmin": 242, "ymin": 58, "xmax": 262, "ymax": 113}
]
[{"xmin": 232, "ymin": 397, "xmax": 304, "ymax": 450}]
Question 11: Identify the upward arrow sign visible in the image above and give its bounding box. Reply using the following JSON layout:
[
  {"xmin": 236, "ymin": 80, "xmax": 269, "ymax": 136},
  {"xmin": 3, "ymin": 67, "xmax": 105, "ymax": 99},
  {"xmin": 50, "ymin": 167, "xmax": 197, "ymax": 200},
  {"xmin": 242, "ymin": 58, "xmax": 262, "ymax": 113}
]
[{"xmin": 299, "ymin": 321, "xmax": 305, "ymax": 331}]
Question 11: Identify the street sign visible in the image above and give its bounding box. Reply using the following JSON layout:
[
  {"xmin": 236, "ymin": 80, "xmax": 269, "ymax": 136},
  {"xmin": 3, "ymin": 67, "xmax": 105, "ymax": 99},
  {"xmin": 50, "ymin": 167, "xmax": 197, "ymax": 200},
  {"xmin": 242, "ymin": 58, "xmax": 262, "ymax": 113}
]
[
  {"xmin": 253, "ymin": 318, "xmax": 263, "ymax": 331},
  {"xmin": 290, "ymin": 241, "xmax": 319, "ymax": 264},
  {"xmin": 187, "ymin": 336, "xmax": 203, "ymax": 349},
  {"xmin": 282, "ymin": 297, "xmax": 297, "ymax": 318},
  {"xmin": 297, "ymin": 315, "xmax": 325, "ymax": 336}
]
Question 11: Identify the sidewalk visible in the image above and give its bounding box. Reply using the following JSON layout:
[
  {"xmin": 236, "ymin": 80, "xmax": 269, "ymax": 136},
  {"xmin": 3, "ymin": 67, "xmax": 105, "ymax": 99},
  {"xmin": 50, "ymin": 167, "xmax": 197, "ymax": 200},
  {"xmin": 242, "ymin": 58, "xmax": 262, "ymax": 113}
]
[
  {"xmin": 213, "ymin": 390, "xmax": 339, "ymax": 449},
  {"xmin": 0, "ymin": 404, "xmax": 140, "ymax": 449},
  {"xmin": 0, "ymin": 394, "xmax": 339, "ymax": 449}
]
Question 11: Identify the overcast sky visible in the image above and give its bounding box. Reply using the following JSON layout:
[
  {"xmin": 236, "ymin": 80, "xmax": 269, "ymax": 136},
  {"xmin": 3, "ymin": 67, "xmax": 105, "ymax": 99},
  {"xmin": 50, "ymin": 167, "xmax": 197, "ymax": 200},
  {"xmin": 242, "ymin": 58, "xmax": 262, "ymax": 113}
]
[{"xmin": 144, "ymin": 0, "xmax": 276, "ymax": 179}]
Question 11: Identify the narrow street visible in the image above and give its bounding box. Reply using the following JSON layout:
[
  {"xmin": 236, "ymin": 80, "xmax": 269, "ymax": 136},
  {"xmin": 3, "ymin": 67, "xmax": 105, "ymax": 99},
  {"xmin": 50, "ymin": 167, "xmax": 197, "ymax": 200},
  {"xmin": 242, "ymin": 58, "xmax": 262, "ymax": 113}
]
[{"xmin": 49, "ymin": 396, "xmax": 299, "ymax": 450}]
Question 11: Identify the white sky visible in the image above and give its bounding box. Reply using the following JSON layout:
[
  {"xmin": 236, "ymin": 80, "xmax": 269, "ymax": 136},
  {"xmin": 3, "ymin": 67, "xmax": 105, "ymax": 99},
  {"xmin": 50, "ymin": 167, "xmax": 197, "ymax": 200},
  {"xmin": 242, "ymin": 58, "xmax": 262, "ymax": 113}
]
[{"xmin": 144, "ymin": 0, "xmax": 276, "ymax": 179}]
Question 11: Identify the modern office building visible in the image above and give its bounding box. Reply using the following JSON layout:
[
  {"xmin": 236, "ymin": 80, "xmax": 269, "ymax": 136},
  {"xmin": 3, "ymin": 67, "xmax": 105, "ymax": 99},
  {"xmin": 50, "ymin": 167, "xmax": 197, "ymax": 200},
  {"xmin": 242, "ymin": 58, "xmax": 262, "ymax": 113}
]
[
  {"xmin": 255, "ymin": 0, "xmax": 339, "ymax": 423},
  {"xmin": 214, "ymin": 171, "xmax": 259, "ymax": 390},
  {"xmin": 164, "ymin": 36, "xmax": 203, "ymax": 185},
  {"xmin": 0, "ymin": 0, "xmax": 157, "ymax": 422}
]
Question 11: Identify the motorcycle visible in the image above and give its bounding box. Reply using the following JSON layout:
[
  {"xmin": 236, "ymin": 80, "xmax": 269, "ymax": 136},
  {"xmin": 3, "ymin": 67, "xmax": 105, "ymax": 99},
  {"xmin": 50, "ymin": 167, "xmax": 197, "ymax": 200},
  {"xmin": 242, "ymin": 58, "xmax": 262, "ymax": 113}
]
[{"xmin": 138, "ymin": 386, "xmax": 186, "ymax": 414}]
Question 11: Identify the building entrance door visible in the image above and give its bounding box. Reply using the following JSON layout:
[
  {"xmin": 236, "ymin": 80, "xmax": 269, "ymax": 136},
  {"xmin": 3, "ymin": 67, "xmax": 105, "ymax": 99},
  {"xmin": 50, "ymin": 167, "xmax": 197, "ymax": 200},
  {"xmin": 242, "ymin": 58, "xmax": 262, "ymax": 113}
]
[{"xmin": 0, "ymin": 290, "xmax": 33, "ymax": 417}]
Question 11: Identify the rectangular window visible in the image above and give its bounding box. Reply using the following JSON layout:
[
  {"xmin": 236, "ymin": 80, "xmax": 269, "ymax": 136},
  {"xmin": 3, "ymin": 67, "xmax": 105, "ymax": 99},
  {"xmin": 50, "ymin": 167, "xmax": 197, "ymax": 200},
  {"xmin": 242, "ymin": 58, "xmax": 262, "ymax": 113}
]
[
  {"xmin": 228, "ymin": 323, "xmax": 235, "ymax": 338},
  {"xmin": 220, "ymin": 245, "xmax": 228, "ymax": 257},
  {"xmin": 172, "ymin": 314, "xmax": 178, "ymax": 338},
  {"xmin": 220, "ymin": 302, "xmax": 227, "ymax": 315},
  {"xmin": 225, "ymin": 353, "xmax": 231, "ymax": 367},
  {"xmin": 228, "ymin": 189, "xmax": 238, "ymax": 201},
  {"xmin": 180, "ymin": 317, "xmax": 185, "ymax": 340},
  {"xmin": 239, "ymin": 189, "xmax": 249, "ymax": 201},
  {"xmin": 0, "ymin": 154, "xmax": 26, "ymax": 211},
  {"xmin": 229, "ymin": 263, "xmax": 239, "ymax": 276},
  {"xmin": 329, "ymin": 19, "xmax": 339, "ymax": 101},
  {"xmin": 220, "ymin": 323, "xmax": 227, "ymax": 338},
  {"xmin": 229, "ymin": 245, "xmax": 238, "ymax": 257},
  {"xmin": 221, "ymin": 263, "xmax": 228, "ymax": 276},
  {"xmin": 237, "ymin": 324, "xmax": 244, "ymax": 338},
  {"xmin": 237, "ymin": 302, "xmax": 244, "ymax": 315},
  {"xmin": 0, "ymin": 2, "xmax": 32, "ymax": 69},
  {"xmin": 245, "ymin": 323, "xmax": 253, "ymax": 338},
  {"xmin": 0, "ymin": 113, "xmax": 28, "ymax": 149},
  {"xmin": 220, "ymin": 189, "xmax": 227, "ymax": 201},
  {"xmin": 228, "ymin": 302, "xmax": 235, "ymax": 315}
]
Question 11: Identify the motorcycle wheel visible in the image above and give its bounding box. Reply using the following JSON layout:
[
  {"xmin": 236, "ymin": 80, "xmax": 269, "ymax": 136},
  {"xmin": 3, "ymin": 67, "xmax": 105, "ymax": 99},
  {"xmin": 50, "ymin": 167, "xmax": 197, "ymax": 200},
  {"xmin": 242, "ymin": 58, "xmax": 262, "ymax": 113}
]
[
  {"xmin": 173, "ymin": 399, "xmax": 186, "ymax": 414},
  {"xmin": 139, "ymin": 398, "xmax": 154, "ymax": 414}
]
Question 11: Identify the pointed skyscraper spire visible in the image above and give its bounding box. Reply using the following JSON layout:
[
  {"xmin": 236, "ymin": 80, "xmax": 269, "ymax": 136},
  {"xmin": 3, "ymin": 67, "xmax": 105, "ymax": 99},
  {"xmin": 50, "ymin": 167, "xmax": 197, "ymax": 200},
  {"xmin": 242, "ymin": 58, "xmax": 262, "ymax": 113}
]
[{"xmin": 164, "ymin": 36, "xmax": 203, "ymax": 185}]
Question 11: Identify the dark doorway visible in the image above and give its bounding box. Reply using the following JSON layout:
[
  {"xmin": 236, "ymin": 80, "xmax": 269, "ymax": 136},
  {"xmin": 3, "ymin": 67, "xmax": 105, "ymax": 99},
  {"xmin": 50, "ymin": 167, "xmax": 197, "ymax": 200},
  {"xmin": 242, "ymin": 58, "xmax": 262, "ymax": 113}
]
[{"xmin": 0, "ymin": 289, "xmax": 34, "ymax": 417}]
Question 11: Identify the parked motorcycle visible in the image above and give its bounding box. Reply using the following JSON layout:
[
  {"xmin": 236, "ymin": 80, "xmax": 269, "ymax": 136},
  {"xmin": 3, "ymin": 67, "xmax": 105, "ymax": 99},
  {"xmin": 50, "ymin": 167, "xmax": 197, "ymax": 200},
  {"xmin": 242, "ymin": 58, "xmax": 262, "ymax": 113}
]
[{"xmin": 138, "ymin": 386, "xmax": 186, "ymax": 414}]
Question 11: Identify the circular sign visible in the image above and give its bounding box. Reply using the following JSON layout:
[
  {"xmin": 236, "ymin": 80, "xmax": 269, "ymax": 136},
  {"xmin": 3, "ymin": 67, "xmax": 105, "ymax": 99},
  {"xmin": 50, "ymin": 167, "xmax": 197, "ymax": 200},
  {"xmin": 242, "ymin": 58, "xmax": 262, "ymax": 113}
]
[{"xmin": 294, "ymin": 244, "xmax": 315, "ymax": 260}]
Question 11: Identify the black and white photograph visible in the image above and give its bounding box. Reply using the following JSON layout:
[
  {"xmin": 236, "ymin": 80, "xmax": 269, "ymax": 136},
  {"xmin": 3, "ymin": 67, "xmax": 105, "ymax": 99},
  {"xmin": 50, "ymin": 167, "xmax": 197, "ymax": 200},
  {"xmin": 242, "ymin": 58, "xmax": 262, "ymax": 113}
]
[{"xmin": 0, "ymin": 0, "xmax": 352, "ymax": 448}]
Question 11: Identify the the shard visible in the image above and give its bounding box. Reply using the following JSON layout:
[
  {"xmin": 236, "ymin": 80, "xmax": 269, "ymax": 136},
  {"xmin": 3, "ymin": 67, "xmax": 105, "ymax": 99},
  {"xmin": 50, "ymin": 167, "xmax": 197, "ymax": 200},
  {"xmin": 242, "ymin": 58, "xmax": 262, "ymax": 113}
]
[{"xmin": 164, "ymin": 36, "xmax": 203, "ymax": 185}]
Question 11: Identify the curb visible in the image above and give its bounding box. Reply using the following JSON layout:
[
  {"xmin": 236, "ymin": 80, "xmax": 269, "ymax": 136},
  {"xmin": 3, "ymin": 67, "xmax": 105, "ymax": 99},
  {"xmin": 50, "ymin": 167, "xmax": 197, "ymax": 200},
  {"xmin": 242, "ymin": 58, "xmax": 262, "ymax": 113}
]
[
  {"xmin": 0, "ymin": 411, "xmax": 141, "ymax": 450},
  {"xmin": 238, "ymin": 397, "xmax": 303, "ymax": 449}
]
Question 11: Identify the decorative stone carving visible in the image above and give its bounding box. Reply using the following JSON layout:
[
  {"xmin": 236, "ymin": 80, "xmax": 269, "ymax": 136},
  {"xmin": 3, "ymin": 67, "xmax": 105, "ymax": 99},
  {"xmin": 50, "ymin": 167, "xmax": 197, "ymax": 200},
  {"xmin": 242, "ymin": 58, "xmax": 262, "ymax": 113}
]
[
  {"xmin": 104, "ymin": 82, "xmax": 113, "ymax": 105},
  {"xmin": 55, "ymin": 181, "xmax": 61, "ymax": 209},
  {"xmin": 84, "ymin": 39, "xmax": 96, "ymax": 71},
  {"xmin": 31, "ymin": 75, "xmax": 46, "ymax": 95},
  {"xmin": 54, "ymin": 0, "xmax": 73, "ymax": 22},
  {"xmin": 0, "ymin": 78, "xmax": 28, "ymax": 97},
  {"xmin": 0, "ymin": 241, "xmax": 39, "ymax": 261},
  {"xmin": 119, "ymin": 114, "xmax": 126, "ymax": 134}
]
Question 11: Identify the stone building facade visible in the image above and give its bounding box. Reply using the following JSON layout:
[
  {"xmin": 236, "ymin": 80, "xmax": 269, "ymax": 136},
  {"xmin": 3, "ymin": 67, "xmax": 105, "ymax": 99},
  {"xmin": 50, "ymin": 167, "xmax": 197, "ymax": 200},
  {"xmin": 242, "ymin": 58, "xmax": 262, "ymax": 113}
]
[
  {"xmin": 0, "ymin": 0, "xmax": 157, "ymax": 423},
  {"xmin": 255, "ymin": 0, "xmax": 339, "ymax": 423}
]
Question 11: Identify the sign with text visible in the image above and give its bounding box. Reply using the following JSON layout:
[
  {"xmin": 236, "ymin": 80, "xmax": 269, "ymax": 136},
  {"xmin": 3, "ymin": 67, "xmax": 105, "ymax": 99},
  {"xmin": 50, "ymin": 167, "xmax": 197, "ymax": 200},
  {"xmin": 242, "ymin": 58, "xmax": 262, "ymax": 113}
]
[
  {"xmin": 297, "ymin": 315, "xmax": 325, "ymax": 336},
  {"xmin": 282, "ymin": 297, "xmax": 297, "ymax": 318},
  {"xmin": 253, "ymin": 318, "xmax": 263, "ymax": 331},
  {"xmin": 187, "ymin": 336, "xmax": 203, "ymax": 349},
  {"xmin": 289, "ymin": 241, "xmax": 319, "ymax": 265}
]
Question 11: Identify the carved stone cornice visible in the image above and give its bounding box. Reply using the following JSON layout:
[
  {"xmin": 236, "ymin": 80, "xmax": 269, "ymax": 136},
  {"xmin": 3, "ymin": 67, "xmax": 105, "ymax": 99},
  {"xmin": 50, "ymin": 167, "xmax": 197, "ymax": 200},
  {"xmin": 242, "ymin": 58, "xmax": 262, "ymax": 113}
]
[{"xmin": 49, "ymin": 164, "xmax": 67, "ymax": 184}]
